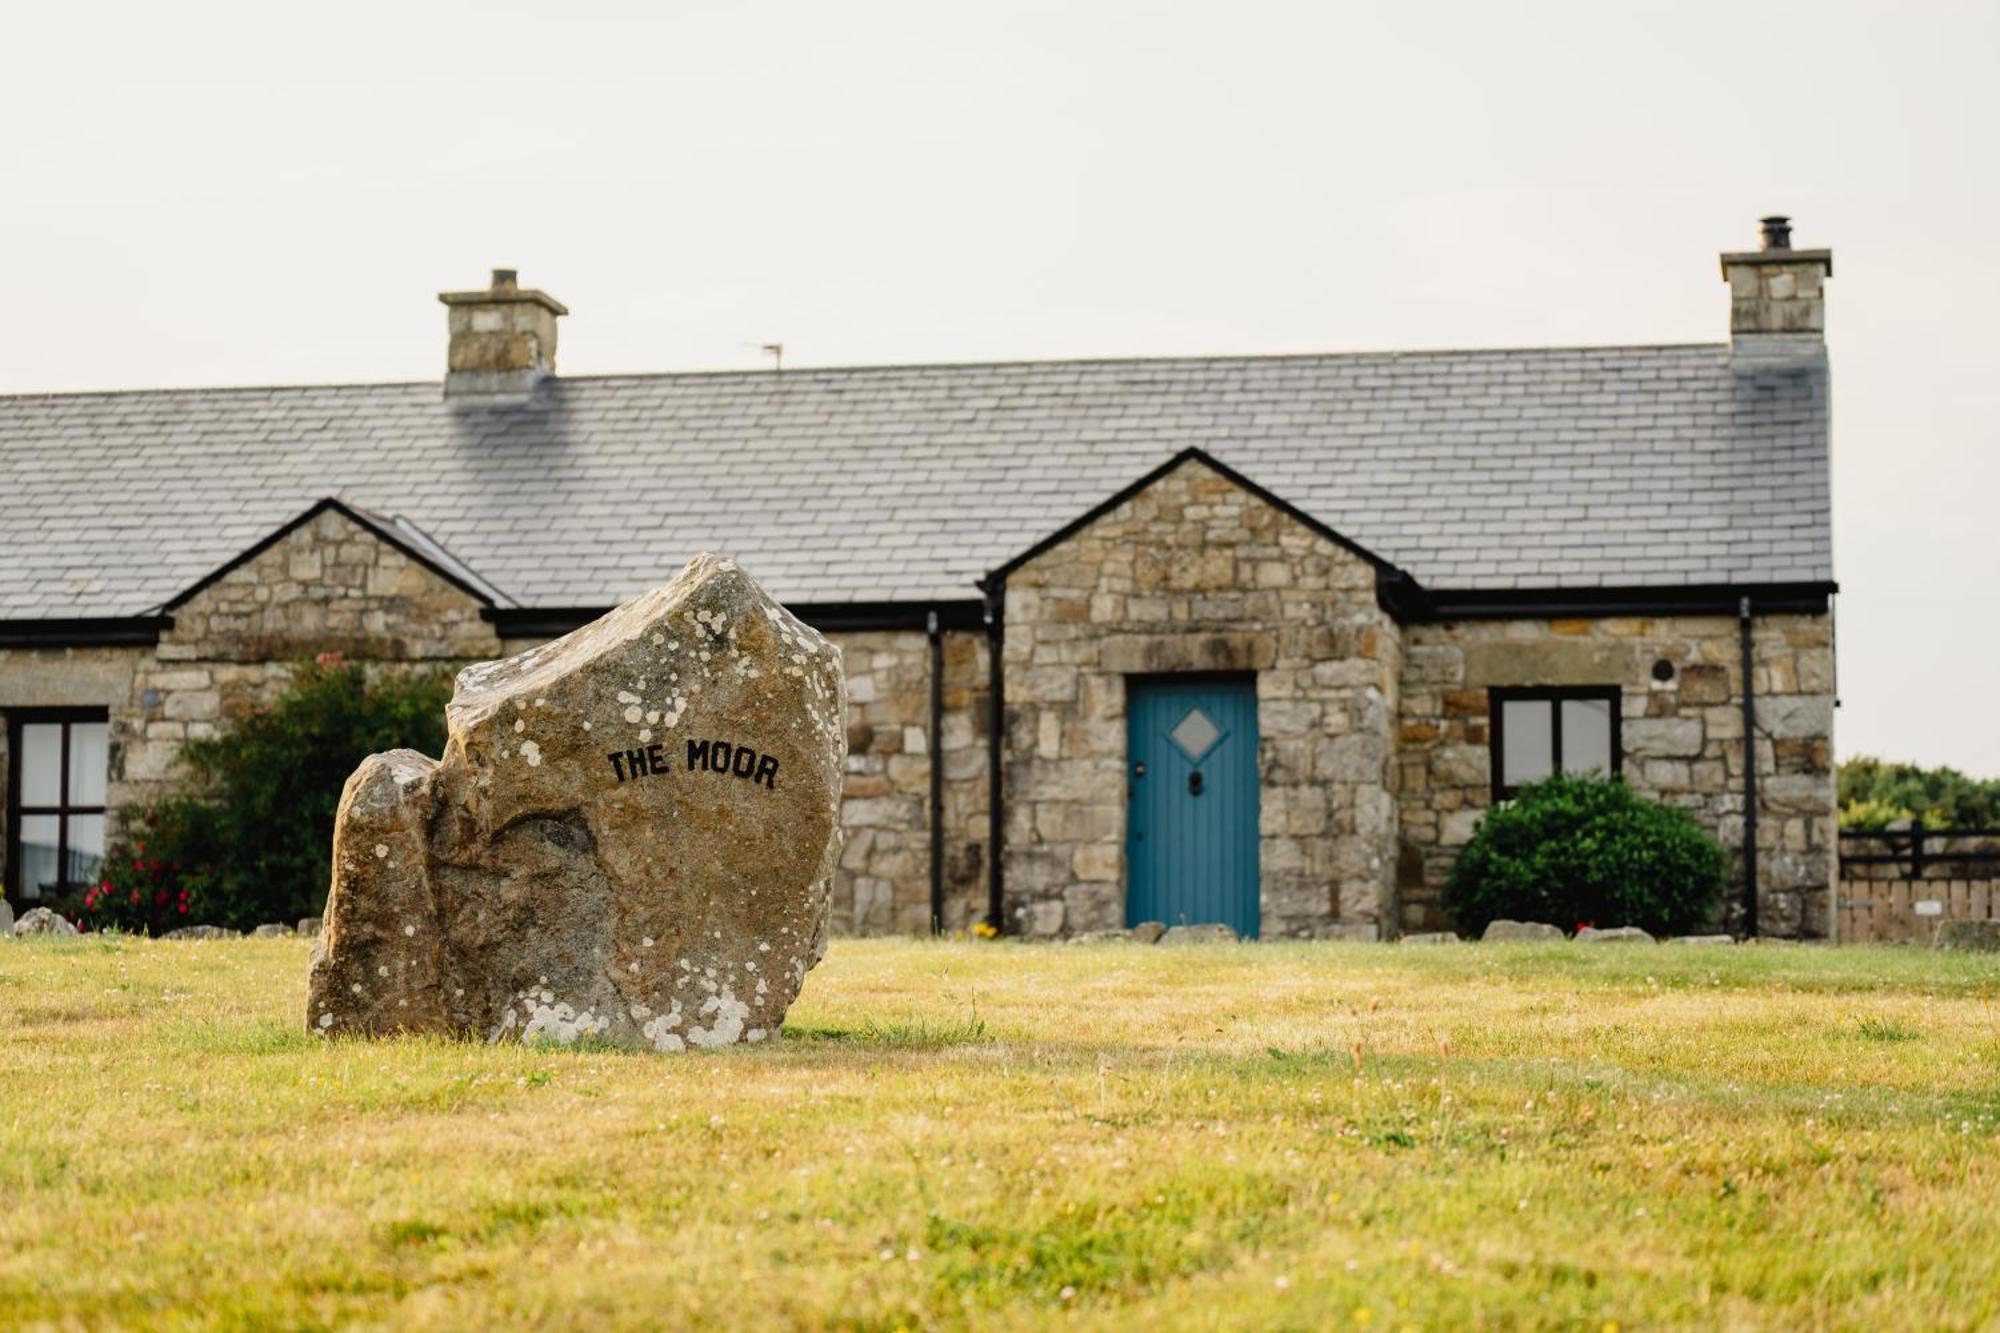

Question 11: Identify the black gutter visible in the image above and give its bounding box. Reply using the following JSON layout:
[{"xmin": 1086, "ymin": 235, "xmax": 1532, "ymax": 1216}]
[
  {"xmin": 482, "ymin": 581, "xmax": 1839, "ymax": 643},
  {"xmin": 927, "ymin": 608, "xmax": 945, "ymax": 936},
  {"xmin": 483, "ymin": 599, "xmax": 986, "ymax": 639},
  {"xmin": 1739, "ymin": 595, "xmax": 1760, "ymax": 938},
  {"xmin": 0, "ymin": 616, "xmax": 173, "ymax": 648},
  {"xmin": 1395, "ymin": 580, "xmax": 1837, "ymax": 623},
  {"xmin": 981, "ymin": 581, "xmax": 1006, "ymax": 932}
]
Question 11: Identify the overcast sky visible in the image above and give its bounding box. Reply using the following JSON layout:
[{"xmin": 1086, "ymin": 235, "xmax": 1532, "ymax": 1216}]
[{"xmin": 4, "ymin": 1, "xmax": 1994, "ymax": 774}]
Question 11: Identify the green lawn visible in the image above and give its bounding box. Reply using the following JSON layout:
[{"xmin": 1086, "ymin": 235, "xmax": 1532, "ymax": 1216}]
[{"xmin": 2, "ymin": 936, "xmax": 1998, "ymax": 1330}]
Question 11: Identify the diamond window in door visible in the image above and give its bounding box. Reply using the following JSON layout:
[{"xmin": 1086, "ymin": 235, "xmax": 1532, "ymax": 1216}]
[{"xmin": 1168, "ymin": 706, "xmax": 1224, "ymax": 764}]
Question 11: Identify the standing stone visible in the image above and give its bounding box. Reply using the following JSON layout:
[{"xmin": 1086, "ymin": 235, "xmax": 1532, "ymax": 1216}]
[
  {"xmin": 13, "ymin": 907, "xmax": 77, "ymax": 937},
  {"xmin": 296, "ymin": 917, "xmax": 323, "ymax": 938},
  {"xmin": 1480, "ymin": 919, "xmax": 1564, "ymax": 943},
  {"xmin": 306, "ymin": 555, "xmax": 845, "ymax": 1050},
  {"xmin": 0, "ymin": 899, "xmax": 13, "ymax": 935}
]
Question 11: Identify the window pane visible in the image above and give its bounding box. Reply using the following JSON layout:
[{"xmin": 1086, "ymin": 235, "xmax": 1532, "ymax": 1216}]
[
  {"xmin": 65, "ymin": 814, "xmax": 106, "ymax": 889},
  {"xmin": 68, "ymin": 722, "xmax": 108, "ymax": 806},
  {"xmin": 19, "ymin": 723, "xmax": 63, "ymax": 806},
  {"xmin": 1501, "ymin": 700, "xmax": 1553, "ymax": 788},
  {"xmin": 17, "ymin": 813, "xmax": 60, "ymax": 899},
  {"xmin": 1560, "ymin": 698, "xmax": 1614, "ymax": 775}
]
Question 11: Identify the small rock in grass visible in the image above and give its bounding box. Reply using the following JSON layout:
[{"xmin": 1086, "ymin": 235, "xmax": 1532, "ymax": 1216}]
[
  {"xmin": 163, "ymin": 925, "xmax": 242, "ymax": 940},
  {"xmin": 1480, "ymin": 919, "xmax": 1563, "ymax": 943},
  {"xmin": 1400, "ymin": 931, "xmax": 1463, "ymax": 945},
  {"xmin": 1669, "ymin": 934, "xmax": 1736, "ymax": 946},
  {"xmin": 0, "ymin": 899, "xmax": 13, "ymax": 934},
  {"xmin": 1576, "ymin": 926, "xmax": 1657, "ymax": 945},
  {"xmin": 1933, "ymin": 920, "xmax": 2000, "ymax": 953},
  {"xmin": 12, "ymin": 907, "xmax": 76, "ymax": 937},
  {"xmin": 251, "ymin": 923, "xmax": 294, "ymax": 938},
  {"xmin": 1160, "ymin": 923, "xmax": 1240, "ymax": 945},
  {"xmin": 1067, "ymin": 929, "xmax": 1133, "ymax": 944},
  {"xmin": 297, "ymin": 917, "xmax": 324, "ymax": 938},
  {"xmin": 1129, "ymin": 921, "xmax": 1167, "ymax": 945}
]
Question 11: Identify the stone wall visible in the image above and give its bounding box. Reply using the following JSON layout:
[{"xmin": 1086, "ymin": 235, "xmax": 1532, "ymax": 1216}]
[
  {"xmin": 1396, "ymin": 613, "xmax": 1836, "ymax": 937},
  {"xmin": 112, "ymin": 509, "xmax": 499, "ymax": 845},
  {"xmin": 827, "ymin": 629, "xmax": 990, "ymax": 936},
  {"xmin": 1001, "ymin": 457, "xmax": 1400, "ymax": 939}
]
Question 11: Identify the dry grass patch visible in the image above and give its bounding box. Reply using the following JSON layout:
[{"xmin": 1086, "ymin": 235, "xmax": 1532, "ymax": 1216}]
[{"xmin": 1, "ymin": 936, "xmax": 1998, "ymax": 1329}]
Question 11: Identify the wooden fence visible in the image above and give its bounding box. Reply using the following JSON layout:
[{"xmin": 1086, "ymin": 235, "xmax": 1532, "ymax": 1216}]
[{"xmin": 1837, "ymin": 878, "xmax": 2000, "ymax": 944}]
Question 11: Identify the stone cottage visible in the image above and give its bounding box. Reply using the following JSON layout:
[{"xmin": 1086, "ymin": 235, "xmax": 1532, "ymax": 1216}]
[{"xmin": 0, "ymin": 220, "xmax": 1837, "ymax": 938}]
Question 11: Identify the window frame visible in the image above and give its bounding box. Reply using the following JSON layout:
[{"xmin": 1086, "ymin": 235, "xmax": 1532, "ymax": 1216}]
[
  {"xmin": 5, "ymin": 707, "xmax": 111, "ymax": 901},
  {"xmin": 1487, "ymin": 686, "xmax": 1622, "ymax": 802}
]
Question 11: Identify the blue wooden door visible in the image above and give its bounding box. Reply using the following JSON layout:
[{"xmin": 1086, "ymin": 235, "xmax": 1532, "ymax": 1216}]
[{"xmin": 1125, "ymin": 675, "xmax": 1260, "ymax": 938}]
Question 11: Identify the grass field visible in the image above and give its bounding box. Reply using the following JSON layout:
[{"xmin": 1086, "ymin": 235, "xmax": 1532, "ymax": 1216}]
[{"xmin": 2, "ymin": 936, "xmax": 1998, "ymax": 1331}]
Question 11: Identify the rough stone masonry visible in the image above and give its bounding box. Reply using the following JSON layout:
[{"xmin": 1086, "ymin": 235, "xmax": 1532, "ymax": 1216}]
[{"xmin": 306, "ymin": 555, "xmax": 845, "ymax": 1050}]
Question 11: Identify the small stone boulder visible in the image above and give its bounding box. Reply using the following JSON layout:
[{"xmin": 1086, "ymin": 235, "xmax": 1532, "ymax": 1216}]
[
  {"xmin": 164, "ymin": 925, "xmax": 243, "ymax": 940},
  {"xmin": 1669, "ymin": 934, "xmax": 1736, "ymax": 946},
  {"xmin": 0, "ymin": 899, "xmax": 13, "ymax": 935},
  {"xmin": 1067, "ymin": 929, "xmax": 1133, "ymax": 945},
  {"xmin": 1576, "ymin": 926, "xmax": 1657, "ymax": 945},
  {"xmin": 1129, "ymin": 921, "xmax": 1167, "ymax": 945},
  {"xmin": 1934, "ymin": 920, "xmax": 2000, "ymax": 953},
  {"xmin": 306, "ymin": 555, "xmax": 846, "ymax": 1051},
  {"xmin": 1400, "ymin": 931, "xmax": 1463, "ymax": 945},
  {"xmin": 1160, "ymin": 923, "xmax": 1239, "ymax": 945},
  {"xmin": 251, "ymin": 923, "xmax": 295, "ymax": 938},
  {"xmin": 1480, "ymin": 919, "xmax": 1563, "ymax": 943},
  {"xmin": 296, "ymin": 917, "xmax": 323, "ymax": 938},
  {"xmin": 13, "ymin": 908, "xmax": 78, "ymax": 937}
]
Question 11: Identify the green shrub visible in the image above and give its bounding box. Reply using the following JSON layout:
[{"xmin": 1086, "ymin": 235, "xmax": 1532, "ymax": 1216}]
[
  {"xmin": 80, "ymin": 654, "xmax": 450, "ymax": 933},
  {"xmin": 1445, "ymin": 772, "xmax": 1729, "ymax": 936}
]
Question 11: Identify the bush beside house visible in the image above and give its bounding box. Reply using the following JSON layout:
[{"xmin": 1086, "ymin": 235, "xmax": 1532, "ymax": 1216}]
[
  {"xmin": 77, "ymin": 655, "xmax": 449, "ymax": 934},
  {"xmin": 1445, "ymin": 773, "xmax": 1729, "ymax": 937}
]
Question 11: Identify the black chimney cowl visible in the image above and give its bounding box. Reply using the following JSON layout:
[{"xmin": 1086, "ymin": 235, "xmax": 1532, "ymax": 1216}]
[{"xmin": 1759, "ymin": 216, "xmax": 1793, "ymax": 251}]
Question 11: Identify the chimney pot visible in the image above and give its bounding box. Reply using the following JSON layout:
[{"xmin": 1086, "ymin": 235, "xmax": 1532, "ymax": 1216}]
[
  {"xmin": 436, "ymin": 270, "xmax": 569, "ymax": 400},
  {"xmin": 1759, "ymin": 216, "xmax": 1793, "ymax": 251}
]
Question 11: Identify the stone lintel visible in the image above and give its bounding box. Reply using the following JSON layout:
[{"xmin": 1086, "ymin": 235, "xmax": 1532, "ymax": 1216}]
[{"xmin": 1099, "ymin": 631, "xmax": 1277, "ymax": 675}]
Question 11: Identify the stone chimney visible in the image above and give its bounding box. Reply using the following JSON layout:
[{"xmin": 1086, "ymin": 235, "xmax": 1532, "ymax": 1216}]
[
  {"xmin": 438, "ymin": 269, "xmax": 568, "ymax": 400},
  {"xmin": 1720, "ymin": 216, "xmax": 1832, "ymax": 366}
]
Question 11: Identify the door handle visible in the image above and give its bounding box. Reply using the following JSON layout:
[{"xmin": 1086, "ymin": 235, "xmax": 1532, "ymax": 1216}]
[{"xmin": 1188, "ymin": 771, "xmax": 1204, "ymax": 797}]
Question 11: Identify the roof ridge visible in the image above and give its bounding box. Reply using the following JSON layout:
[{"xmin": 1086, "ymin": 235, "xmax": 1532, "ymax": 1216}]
[{"xmin": 0, "ymin": 341, "xmax": 1728, "ymax": 403}]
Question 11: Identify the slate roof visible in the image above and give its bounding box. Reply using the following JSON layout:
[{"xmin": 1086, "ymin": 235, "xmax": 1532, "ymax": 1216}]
[{"xmin": 0, "ymin": 344, "xmax": 1831, "ymax": 621}]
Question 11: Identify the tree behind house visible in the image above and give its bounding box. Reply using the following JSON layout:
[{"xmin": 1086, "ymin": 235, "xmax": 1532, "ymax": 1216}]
[
  {"xmin": 85, "ymin": 655, "xmax": 450, "ymax": 934},
  {"xmin": 1837, "ymin": 756, "xmax": 2000, "ymax": 829}
]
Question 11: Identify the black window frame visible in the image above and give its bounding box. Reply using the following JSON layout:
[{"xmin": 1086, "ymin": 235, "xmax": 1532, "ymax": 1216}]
[
  {"xmin": 1487, "ymin": 686, "xmax": 1622, "ymax": 802},
  {"xmin": 5, "ymin": 707, "xmax": 110, "ymax": 901}
]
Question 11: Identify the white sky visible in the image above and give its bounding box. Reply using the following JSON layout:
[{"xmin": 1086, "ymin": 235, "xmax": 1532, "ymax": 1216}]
[{"xmin": 3, "ymin": 1, "xmax": 1995, "ymax": 774}]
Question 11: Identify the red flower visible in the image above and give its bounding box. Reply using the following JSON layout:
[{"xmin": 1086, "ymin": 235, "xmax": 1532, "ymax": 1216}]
[{"xmin": 176, "ymin": 903, "xmax": 188, "ymax": 915}]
